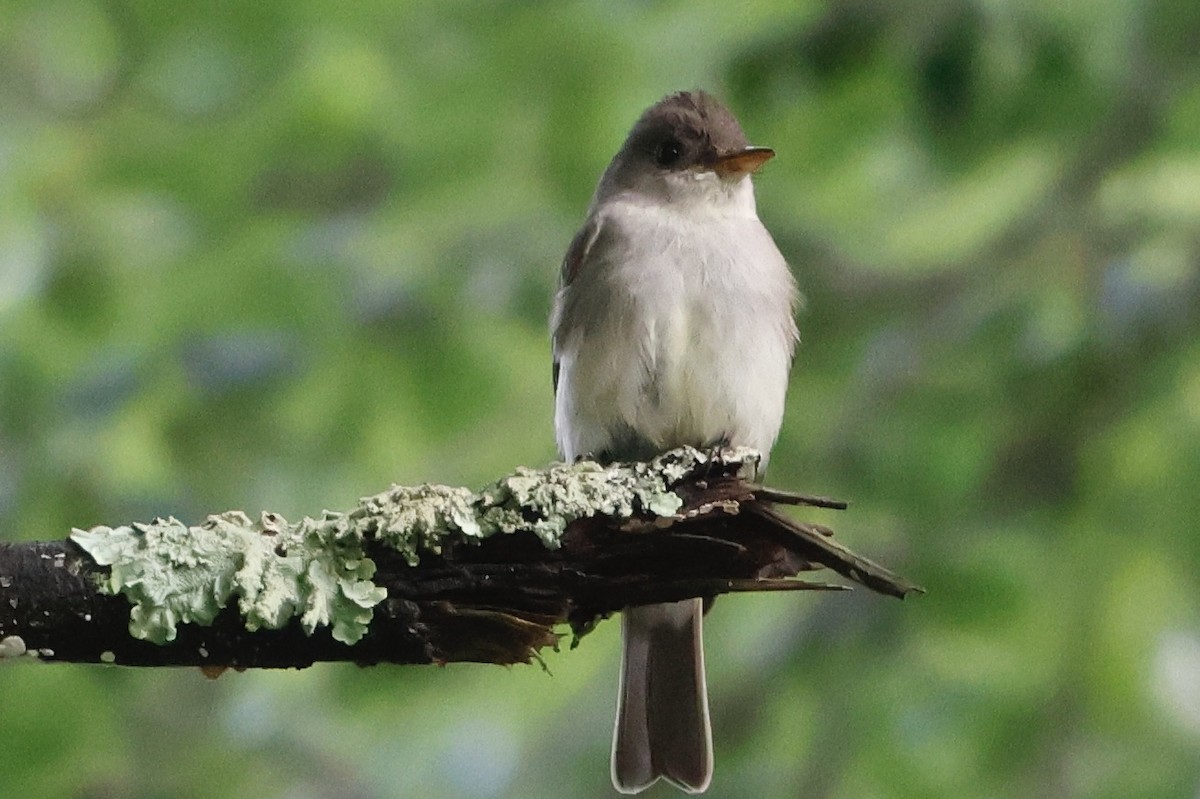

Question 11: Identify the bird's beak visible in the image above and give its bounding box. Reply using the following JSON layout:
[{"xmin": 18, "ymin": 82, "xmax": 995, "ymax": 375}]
[{"xmin": 711, "ymin": 146, "xmax": 775, "ymax": 178}]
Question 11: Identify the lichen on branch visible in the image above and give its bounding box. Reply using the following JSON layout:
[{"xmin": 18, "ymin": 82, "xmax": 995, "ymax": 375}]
[
  {"xmin": 70, "ymin": 510, "xmax": 385, "ymax": 646},
  {"xmin": 68, "ymin": 447, "xmax": 755, "ymax": 648}
]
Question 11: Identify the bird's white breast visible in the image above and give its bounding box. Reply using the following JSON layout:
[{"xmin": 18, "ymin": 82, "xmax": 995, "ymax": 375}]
[{"xmin": 553, "ymin": 185, "xmax": 797, "ymax": 466}]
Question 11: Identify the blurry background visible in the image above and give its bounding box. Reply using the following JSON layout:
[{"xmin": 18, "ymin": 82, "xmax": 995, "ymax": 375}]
[{"xmin": 2, "ymin": 0, "xmax": 1200, "ymax": 797}]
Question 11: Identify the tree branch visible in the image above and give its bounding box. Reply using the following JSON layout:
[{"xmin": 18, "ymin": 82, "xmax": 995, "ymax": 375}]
[{"xmin": 0, "ymin": 448, "xmax": 919, "ymax": 670}]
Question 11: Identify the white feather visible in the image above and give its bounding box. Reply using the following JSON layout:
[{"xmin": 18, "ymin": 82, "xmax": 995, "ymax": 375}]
[{"xmin": 553, "ymin": 174, "xmax": 797, "ymax": 466}]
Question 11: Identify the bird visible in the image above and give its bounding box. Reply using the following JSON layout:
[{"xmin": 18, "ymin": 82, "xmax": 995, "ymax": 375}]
[{"xmin": 550, "ymin": 90, "xmax": 799, "ymax": 794}]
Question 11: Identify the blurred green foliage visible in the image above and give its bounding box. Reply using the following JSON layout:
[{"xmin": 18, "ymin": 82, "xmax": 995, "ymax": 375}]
[{"xmin": 2, "ymin": 1, "xmax": 1200, "ymax": 797}]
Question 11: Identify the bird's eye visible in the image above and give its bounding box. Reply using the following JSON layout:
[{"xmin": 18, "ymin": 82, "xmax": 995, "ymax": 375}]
[{"xmin": 654, "ymin": 138, "xmax": 683, "ymax": 168}]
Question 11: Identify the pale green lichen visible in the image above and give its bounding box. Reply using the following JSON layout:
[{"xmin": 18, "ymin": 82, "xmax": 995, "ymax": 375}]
[
  {"xmin": 354, "ymin": 484, "xmax": 481, "ymax": 566},
  {"xmin": 362, "ymin": 446, "xmax": 750, "ymax": 555},
  {"xmin": 0, "ymin": 635, "xmax": 27, "ymax": 659},
  {"xmin": 71, "ymin": 510, "xmax": 384, "ymax": 646},
  {"xmin": 360, "ymin": 459, "xmax": 675, "ymax": 554},
  {"xmin": 70, "ymin": 447, "xmax": 757, "ymax": 648}
]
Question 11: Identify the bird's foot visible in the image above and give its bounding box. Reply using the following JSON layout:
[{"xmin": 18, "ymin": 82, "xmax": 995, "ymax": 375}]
[{"xmin": 698, "ymin": 435, "xmax": 737, "ymax": 478}]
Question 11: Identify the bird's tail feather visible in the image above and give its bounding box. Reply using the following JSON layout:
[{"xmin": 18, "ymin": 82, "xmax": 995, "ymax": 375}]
[{"xmin": 612, "ymin": 599, "xmax": 713, "ymax": 794}]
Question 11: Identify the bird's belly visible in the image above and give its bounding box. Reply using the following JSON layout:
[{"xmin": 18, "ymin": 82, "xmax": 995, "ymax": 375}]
[
  {"xmin": 621, "ymin": 269, "xmax": 785, "ymax": 456},
  {"xmin": 555, "ymin": 206, "xmax": 794, "ymax": 465},
  {"xmin": 637, "ymin": 305, "xmax": 729, "ymax": 447}
]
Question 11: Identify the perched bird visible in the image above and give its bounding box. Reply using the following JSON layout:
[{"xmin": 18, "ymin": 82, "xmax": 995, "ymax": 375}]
[{"xmin": 551, "ymin": 90, "xmax": 799, "ymax": 793}]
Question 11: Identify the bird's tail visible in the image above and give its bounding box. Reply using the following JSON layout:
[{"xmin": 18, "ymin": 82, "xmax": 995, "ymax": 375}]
[{"xmin": 612, "ymin": 599, "xmax": 713, "ymax": 794}]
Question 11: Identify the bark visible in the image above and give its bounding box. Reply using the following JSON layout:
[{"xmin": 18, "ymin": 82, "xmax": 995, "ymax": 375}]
[{"xmin": 0, "ymin": 451, "xmax": 919, "ymax": 670}]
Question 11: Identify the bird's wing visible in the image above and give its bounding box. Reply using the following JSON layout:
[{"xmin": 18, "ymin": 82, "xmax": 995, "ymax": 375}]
[{"xmin": 552, "ymin": 215, "xmax": 605, "ymax": 393}]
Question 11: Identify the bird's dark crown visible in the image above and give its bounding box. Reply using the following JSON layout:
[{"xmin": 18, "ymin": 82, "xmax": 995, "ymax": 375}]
[{"xmin": 622, "ymin": 90, "xmax": 750, "ymax": 172}]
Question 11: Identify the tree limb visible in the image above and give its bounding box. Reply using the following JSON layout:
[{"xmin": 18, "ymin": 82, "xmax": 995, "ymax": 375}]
[{"xmin": 0, "ymin": 448, "xmax": 920, "ymax": 670}]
